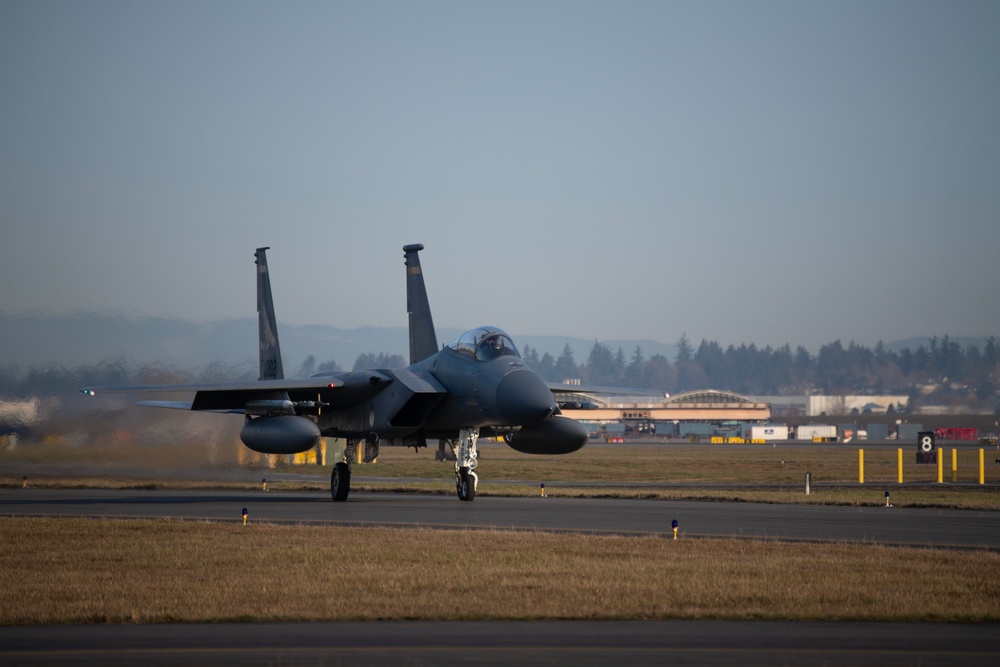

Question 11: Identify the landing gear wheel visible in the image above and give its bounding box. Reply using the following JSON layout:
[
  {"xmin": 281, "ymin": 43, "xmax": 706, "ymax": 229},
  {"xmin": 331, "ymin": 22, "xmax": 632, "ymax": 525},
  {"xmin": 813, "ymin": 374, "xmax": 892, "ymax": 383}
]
[
  {"xmin": 456, "ymin": 466, "xmax": 476, "ymax": 502},
  {"xmin": 331, "ymin": 462, "xmax": 351, "ymax": 502}
]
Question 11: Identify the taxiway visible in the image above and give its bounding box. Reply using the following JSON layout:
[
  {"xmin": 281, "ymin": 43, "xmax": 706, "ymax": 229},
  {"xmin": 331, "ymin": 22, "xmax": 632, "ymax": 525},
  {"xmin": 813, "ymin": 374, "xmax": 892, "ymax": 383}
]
[{"xmin": 2, "ymin": 487, "xmax": 999, "ymax": 549}]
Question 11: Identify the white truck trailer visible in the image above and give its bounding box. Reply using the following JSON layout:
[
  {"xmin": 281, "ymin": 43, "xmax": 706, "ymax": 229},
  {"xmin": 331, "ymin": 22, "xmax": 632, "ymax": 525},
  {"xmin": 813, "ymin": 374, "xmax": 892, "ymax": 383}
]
[
  {"xmin": 750, "ymin": 425, "xmax": 789, "ymax": 441},
  {"xmin": 795, "ymin": 424, "xmax": 837, "ymax": 441}
]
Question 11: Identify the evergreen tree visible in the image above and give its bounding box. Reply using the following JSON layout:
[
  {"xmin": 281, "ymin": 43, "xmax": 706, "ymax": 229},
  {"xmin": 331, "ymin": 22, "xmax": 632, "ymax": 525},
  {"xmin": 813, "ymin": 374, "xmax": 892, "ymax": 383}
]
[
  {"xmin": 676, "ymin": 333, "xmax": 693, "ymax": 363},
  {"xmin": 585, "ymin": 341, "xmax": 616, "ymax": 385},
  {"xmin": 898, "ymin": 347, "xmax": 914, "ymax": 376},
  {"xmin": 353, "ymin": 353, "xmax": 406, "ymax": 371},
  {"xmin": 816, "ymin": 340, "xmax": 849, "ymax": 392},
  {"xmin": 537, "ymin": 352, "xmax": 556, "ymax": 382},
  {"xmin": 296, "ymin": 355, "xmax": 316, "ymax": 377},
  {"xmin": 984, "ymin": 336, "xmax": 999, "ymax": 367},
  {"xmin": 553, "ymin": 344, "xmax": 579, "ymax": 382},
  {"xmin": 793, "ymin": 345, "xmax": 812, "ymax": 382},
  {"xmin": 695, "ymin": 339, "xmax": 729, "ymax": 388},
  {"xmin": 522, "ymin": 344, "xmax": 540, "ymax": 370},
  {"xmin": 316, "ymin": 359, "xmax": 341, "ymax": 373},
  {"xmin": 625, "ymin": 347, "xmax": 645, "ymax": 387},
  {"xmin": 768, "ymin": 344, "xmax": 795, "ymax": 393},
  {"xmin": 645, "ymin": 354, "xmax": 677, "ymax": 393}
]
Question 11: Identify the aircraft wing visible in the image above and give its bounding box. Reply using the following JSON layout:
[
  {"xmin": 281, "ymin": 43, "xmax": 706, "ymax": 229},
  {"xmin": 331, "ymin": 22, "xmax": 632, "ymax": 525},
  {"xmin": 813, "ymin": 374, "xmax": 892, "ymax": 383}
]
[
  {"xmin": 82, "ymin": 377, "xmax": 346, "ymax": 396},
  {"xmin": 81, "ymin": 372, "xmax": 392, "ymax": 414}
]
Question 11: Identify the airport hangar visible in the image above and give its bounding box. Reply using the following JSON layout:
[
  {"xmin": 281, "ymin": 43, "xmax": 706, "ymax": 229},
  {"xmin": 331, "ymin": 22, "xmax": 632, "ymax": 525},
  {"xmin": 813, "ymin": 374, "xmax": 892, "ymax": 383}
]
[{"xmin": 556, "ymin": 389, "xmax": 771, "ymax": 437}]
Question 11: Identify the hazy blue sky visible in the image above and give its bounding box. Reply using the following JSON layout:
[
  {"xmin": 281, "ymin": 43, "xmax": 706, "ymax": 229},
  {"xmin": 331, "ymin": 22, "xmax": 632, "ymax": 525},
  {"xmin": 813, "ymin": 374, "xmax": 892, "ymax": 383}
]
[{"xmin": 2, "ymin": 1, "xmax": 998, "ymax": 353}]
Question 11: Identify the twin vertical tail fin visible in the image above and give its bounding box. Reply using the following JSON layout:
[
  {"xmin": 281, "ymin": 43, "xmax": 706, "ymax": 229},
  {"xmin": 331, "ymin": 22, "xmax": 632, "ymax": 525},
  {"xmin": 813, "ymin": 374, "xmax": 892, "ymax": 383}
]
[
  {"xmin": 255, "ymin": 245, "xmax": 431, "ymax": 378},
  {"xmin": 403, "ymin": 244, "xmax": 438, "ymax": 364},
  {"xmin": 255, "ymin": 247, "xmax": 284, "ymax": 380}
]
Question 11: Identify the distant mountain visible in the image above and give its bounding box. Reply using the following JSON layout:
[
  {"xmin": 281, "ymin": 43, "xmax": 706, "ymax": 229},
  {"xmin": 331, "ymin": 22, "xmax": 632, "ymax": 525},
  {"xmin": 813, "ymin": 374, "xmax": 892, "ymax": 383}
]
[{"xmin": 0, "ymin": 311, "xmax": 677, "ymax": 371}]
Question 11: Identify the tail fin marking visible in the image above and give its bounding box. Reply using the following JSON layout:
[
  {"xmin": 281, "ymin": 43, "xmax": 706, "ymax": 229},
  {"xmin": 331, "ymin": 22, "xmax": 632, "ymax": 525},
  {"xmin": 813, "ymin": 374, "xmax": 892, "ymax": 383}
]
[{"xmin": 403, "ymin": 244, "xmax": 438, "ymax": 365}]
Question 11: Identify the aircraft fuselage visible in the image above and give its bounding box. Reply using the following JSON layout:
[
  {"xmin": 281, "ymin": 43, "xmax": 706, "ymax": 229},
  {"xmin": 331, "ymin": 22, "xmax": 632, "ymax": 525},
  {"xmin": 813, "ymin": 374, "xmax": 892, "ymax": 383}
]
[{"xmin": 313, "ymin": 340, "xmax": 558, "ymax": 442}]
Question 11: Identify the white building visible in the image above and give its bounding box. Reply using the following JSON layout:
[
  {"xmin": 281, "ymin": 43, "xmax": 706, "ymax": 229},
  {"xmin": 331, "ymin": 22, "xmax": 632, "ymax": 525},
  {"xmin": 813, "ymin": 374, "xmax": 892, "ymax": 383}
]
[{"xmin": 757, "ymin": 395, "xmax": 908, "ymax": 417}]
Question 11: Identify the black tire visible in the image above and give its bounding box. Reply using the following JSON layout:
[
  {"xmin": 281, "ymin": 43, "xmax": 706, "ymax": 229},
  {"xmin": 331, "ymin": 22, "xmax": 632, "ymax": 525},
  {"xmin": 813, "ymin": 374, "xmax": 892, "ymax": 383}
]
[
  {"xmin": 457, "ymin": 467, "xmax": 475, "ymax": 502},
  {"xmin": 331, "ymin": 462, "xmax": 351, "ymax": 502}
]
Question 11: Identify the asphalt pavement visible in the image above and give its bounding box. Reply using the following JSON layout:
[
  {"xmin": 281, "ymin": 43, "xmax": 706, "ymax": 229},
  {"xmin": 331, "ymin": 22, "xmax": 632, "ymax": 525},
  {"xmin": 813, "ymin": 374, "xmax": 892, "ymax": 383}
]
[{"xmin": 3, "ymin": 487, "xmax": 999, "ymax": 549}]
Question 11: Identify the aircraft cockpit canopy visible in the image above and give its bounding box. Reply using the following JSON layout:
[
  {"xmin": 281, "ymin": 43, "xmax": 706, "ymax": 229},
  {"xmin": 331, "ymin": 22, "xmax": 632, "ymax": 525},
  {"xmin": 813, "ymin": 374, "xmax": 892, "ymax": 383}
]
[{"xmin": 447, "ymin": 327, "xmax": 521, "ymax": 361}]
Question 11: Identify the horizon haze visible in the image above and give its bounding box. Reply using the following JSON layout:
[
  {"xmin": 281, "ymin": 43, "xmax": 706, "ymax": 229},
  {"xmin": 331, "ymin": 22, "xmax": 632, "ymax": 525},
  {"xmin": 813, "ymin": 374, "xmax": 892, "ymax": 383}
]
[{"xmin": 0, "ymin": 309, "xmax": 991, "ymax": 374}]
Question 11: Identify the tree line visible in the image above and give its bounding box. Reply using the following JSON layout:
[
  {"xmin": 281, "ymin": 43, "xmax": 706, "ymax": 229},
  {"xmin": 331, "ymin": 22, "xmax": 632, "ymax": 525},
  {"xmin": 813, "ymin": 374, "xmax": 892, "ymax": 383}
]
[{"xmin": 522, "ymin": 334, "xmax": 999, "ymax": 412}]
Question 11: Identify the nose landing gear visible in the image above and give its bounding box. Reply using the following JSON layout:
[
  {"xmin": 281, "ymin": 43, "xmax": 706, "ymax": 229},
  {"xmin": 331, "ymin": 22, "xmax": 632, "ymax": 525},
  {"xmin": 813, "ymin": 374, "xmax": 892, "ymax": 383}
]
[{"xmin": 453, "ymin": 428, "xmax": 479, "ymax": 502}]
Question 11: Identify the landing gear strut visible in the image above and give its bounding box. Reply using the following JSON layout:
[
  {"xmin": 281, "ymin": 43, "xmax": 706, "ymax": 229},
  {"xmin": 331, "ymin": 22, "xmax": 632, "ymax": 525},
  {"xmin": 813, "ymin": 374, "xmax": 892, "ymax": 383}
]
[
  {"xmin": 453, "ymin": 428, "xmax": 479, "ymax": 502},
  {"xmin": 363, "ymin": 433, "xmax": 379, "ymax": 463},
  {"xmin": 435, "ymin": 439, "xmax": 456, "ymax": 461}
]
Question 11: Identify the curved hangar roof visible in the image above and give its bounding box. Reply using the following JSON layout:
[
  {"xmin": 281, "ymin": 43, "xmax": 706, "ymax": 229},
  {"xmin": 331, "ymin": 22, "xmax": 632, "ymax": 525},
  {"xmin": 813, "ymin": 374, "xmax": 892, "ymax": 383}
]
[
  {"xmin": 662, "ymin": 390, "xmax": 759, "ymax": 407},
  {"xmin": 559, "ymin": 389, "xmax": 770, "ymax": 422}
]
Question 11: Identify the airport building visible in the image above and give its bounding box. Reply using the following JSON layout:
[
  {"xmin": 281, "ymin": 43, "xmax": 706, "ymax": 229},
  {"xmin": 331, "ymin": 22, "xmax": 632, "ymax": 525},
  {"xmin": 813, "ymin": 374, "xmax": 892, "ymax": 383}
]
[{"xmin": 558, "ymin": 389, "xmax": 771, "ymax": 433}]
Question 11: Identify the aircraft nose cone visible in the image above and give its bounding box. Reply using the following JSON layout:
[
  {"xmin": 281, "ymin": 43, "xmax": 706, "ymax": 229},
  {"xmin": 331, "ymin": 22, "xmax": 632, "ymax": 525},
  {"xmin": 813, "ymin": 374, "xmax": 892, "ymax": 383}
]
[{"xmin": 496, "ymin": 369, "xmax": 556, "ymax": 425}]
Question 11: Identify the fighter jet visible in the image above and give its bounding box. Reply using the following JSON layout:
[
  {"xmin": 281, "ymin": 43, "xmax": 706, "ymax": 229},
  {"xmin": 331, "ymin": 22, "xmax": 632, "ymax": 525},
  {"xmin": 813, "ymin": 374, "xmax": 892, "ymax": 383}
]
[{"xmin": 82, "ymin": 245, "xmax": 588, "ymax": 502}]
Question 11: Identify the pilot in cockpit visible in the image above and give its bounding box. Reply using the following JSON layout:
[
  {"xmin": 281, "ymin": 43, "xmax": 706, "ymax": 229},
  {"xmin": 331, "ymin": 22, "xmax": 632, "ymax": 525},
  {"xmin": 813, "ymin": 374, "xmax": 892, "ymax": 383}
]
[
  {"xmin": 481, "ymin": 335, "xmax": 500, "ymax": 358},
  {"xmin": 478, "ymin": 334, "xmax": 508, "ymax": 360},
  {"xmin": 449, "ymin": 328, "xmax": 518, "ymax": 361}
]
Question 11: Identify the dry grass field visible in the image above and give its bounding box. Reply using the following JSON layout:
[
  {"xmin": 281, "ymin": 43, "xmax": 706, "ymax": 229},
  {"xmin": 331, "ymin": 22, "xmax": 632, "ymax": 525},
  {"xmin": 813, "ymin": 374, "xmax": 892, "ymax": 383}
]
[
  {"xmin": 1, "ymin": 516, "xmax": 998, "ymax": 625},
  {"xmin": 3, "ymin": 440, "xmax": 998, "ymax": 508}
]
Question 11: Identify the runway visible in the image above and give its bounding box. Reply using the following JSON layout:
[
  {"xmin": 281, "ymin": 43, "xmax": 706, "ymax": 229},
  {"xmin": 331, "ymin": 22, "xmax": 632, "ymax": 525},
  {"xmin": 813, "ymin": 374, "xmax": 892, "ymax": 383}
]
[
  {"xmin": 2, "ymin": 620, "xmax": 998, "ymax": 667},
  {"xmin": 2, "ymin": 487, "xmax": 999, "ymax": 549},
  {"xmin": 3, "ymin": 488, "xmax": 998, "ymax": 666}
]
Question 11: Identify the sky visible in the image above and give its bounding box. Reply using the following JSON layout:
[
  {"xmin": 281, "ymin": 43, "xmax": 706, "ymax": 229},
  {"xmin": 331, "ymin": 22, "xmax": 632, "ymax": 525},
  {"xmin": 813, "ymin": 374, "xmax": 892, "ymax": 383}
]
[{"xmin": 2, "ymin": 0, "xmax": 998, "ymax": 354}]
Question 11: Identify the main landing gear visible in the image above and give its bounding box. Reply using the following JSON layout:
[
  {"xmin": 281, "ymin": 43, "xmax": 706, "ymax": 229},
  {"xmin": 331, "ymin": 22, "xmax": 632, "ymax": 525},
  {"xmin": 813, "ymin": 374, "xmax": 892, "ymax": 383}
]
[
  {"xmin": 330, "ymin": 434, "xmax": 377, "ymax": 502},
  {"xmin": 330, "ymin": 438, "xmax": 358, "ymax": 502},
  {"xmin": 331, "ymin": 431, "xmax": 479, "ymax": 503},
  {"xmin": 453, "ymin": 427, "xmax": 479, "ymax": 502}
]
